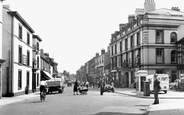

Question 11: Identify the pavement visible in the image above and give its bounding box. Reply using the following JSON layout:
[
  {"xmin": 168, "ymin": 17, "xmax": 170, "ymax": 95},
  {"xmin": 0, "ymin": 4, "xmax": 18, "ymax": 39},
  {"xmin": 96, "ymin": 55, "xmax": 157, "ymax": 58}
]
[
  {"xmin": 114, "ymin": 88, "xmax": 184, "ymax": 115},
  {"xmin": 0, "ymin": 92, "xmax": 40, "ymax": 106},
  {"xmin": 0, "ymin": 88, "xmax": 184, "ymax": 115}
]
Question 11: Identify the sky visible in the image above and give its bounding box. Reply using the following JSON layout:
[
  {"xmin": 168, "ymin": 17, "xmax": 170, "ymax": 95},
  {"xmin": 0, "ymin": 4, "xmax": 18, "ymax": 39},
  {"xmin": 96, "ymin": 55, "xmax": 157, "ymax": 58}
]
[{"xmin": 3, "ymin": 0, "xmax": 184, "ymax": 74}]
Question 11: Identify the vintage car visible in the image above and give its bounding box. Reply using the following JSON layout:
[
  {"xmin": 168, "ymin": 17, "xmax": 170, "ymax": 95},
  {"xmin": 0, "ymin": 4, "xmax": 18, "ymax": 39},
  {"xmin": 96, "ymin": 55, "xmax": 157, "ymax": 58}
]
[
  {"xmin": 169, "ymin": 78, "xmax": 184, "ymax": 90},
  {"xmin": 169, "ymin": 79, "xmax": 180, "ymax": 89}
]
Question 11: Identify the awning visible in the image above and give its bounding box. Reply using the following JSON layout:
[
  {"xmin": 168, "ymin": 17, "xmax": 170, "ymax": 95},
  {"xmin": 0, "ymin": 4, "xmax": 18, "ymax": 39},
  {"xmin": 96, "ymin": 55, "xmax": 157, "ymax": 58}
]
[{"xmin": 41, "ymin": 71, "xmax": 53, "ymax": 80}]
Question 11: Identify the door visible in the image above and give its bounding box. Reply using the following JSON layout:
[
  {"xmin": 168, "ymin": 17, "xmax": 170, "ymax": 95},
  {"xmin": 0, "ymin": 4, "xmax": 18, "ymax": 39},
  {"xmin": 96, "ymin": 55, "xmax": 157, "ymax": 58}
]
[{"xmin": 124, "ymin": 72, "xmax": 129, "ymax": 87}]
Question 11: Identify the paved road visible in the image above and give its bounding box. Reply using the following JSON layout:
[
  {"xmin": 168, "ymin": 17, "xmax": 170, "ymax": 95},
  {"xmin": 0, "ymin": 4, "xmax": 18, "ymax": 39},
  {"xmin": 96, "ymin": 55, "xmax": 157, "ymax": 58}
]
[{"xmin": 0, "ymin": 87, "xmax": 153, "ymax": 115}]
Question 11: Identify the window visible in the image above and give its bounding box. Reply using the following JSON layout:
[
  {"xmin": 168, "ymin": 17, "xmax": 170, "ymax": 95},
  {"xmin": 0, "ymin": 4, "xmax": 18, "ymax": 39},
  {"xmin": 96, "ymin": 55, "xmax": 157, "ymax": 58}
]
[
  {"xmin": 156, "ymin": 30, "xmax": 164, "ymax": 43},
  {"xmin": 18, "ymin": 70, "xmax": 22, "ymax": 90},
  {"xmin": 156, "ymin": 70, "xmax": 163, "ymax": 74},
  {"xmin": 26, "ymin": 71, "xmax": 30, "ymax": 86},
  {"xmin": 125, "ymin": 39, "xmax": 128, "ymax": 50},
  {"xmin": 18, "ymin": 46, "xmax": 22, "ymax": 64},
  {"xmin": 37, "ymin": 56, "xmax": 39, "ymax": 69},
  {"xmin": 27, "ymin": 50, "xmax": 30, "ymax": 66},
  {"xmin": 137, "ymin": 32, "xmax": 140, "ymax": 45},
  {"xmin": 27, "ymin": 32, "xmax": 30, "ymax": 45},
  {"xmin": 37, "ymin": 42, "xmax": 39, "ymax": 51},
  {"xmin": 115, "ymin": 44, "xmax": 117, "ymax": 54},
  {"xmin": 130, "ymin": 36, "xmax": 134, "ymax": 47},
  {"xmin": 19, "ymin": 24, "xmax": 22, "ymax": 39},
  {"xmin": 111, "ymin": 46, "xmax": 113, "ymax": 55},
  {"xmin": 171, "ymin": 50, "xmax": 177, "ymax": 63},
  {"xmin": 170, "ymin": 32, "xmax": 177, "ymax": 43},
  {"xmin": 156, "ymin": 48, "xmax": 164, "ymax": 63},
  {"xmin": 120, "ymin": 41, "xmax": 122, "ymax": 52},
  {"xmin": 37, "ymin": 73, "xmax": 39, "ymax": 87}
]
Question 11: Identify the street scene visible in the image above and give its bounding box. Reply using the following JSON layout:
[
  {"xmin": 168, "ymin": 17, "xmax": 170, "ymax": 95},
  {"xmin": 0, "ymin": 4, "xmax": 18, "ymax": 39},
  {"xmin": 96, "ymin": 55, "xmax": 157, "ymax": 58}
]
[
  {"xmin": 0, "ymin": 86, "xmax": 184, "ymax": 115},
  {"xmin": 0, "ymin": 0, "xmax": 184, "ymax": 115},
  {"xmin": 0, "ymin": 86, "xmax": 153, "ymax": 115}
]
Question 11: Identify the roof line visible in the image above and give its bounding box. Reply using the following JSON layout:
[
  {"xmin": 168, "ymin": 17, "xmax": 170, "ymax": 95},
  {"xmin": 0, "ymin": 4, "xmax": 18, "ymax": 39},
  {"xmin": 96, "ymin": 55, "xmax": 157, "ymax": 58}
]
[{"xmin": 8, "ymin": 11, "xmax": 35, "ymax": 33}]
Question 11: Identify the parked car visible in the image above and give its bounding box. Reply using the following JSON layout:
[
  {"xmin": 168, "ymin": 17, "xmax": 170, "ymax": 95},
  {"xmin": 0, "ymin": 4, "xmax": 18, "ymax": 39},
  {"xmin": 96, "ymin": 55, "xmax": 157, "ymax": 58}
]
[
  {"xmin": 103, "ymin": 84, "xmax": 114, "ymax": 93},
  {"xmin": 169, "ymin": 79, "xmax": 180, "ymax": 89}
]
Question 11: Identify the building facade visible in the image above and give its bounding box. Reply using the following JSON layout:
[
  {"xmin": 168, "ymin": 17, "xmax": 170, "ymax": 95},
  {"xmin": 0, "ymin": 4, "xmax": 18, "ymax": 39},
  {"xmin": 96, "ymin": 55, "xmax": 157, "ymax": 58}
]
[
  {"xmin": 32, "ymin": 34, "xmax": 42, "ymax": 92},
  {"xmin": 109, "ymin": 0, "xmax": 184, "ymax": 88},
  {"xmin": 2, "ymin": 6, "xmax": 35, "ymax": 96},
  {"xmin": 40, "ymin": 51, "xmax": 53, "ymax": 81},
  {"xmin": 95, "ymin": 49, "xmax": 110, "ymax": 86}
]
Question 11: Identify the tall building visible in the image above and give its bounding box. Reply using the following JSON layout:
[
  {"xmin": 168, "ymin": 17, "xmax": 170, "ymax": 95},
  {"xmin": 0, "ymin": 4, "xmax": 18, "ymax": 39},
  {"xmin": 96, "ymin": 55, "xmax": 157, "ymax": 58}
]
[
  {"xmin": 109, "ymin": 0, "xmax": 184, "ymax": 88},
  {"xmin": 2, "ymin": 5, "xmax": 35, "ymax": 96}
]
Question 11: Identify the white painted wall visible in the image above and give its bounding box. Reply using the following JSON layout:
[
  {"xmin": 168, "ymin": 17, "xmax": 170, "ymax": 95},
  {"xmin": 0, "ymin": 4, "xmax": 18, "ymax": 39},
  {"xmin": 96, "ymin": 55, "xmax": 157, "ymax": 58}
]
[{"xmin": 12, "ymin": 17, "xmax": 33, "ymax": 93}]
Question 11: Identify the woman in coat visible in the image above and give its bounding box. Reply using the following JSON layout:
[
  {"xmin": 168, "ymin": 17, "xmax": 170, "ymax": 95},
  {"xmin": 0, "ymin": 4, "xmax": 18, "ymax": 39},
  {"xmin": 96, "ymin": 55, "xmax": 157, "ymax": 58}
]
[{"xmin": 73, "ymin": 79, "xmax": 79, "ymax": 95}]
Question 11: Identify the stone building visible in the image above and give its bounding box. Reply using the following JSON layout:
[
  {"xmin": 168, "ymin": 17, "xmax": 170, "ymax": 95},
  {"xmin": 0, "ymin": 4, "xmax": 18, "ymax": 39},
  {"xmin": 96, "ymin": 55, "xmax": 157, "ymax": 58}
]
[{"xmin": 109, "ymin": 0, "xmax": 184, "ymax": 87}]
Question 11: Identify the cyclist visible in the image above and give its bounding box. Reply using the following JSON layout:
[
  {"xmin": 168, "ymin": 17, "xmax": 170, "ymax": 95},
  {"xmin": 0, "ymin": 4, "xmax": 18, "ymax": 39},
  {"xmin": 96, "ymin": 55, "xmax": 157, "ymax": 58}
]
[{"xmin": 40, "ymin": 78, "xmax": 47, "ymax": 95}]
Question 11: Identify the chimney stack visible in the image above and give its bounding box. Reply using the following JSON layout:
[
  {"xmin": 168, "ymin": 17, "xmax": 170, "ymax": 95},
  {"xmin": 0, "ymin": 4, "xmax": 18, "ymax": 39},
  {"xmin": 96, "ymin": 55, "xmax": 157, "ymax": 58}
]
[
  {"xmin": 128, "ymin": 15, "xmax": 135, "ymax": 23},
  {"xmin": 144, "ymin": 0, "xmax": 156, "ymax": 13},
  {"xmin": 101, "ymin": 49, "xmax": 105, "ymax": 55},
  {"xmin": 171, "ymin": 7, "xmax": 180, "ymax": 11},
  {"xmin": 95, "ymin": 53, "xmax": 99, "ymax": 57}
]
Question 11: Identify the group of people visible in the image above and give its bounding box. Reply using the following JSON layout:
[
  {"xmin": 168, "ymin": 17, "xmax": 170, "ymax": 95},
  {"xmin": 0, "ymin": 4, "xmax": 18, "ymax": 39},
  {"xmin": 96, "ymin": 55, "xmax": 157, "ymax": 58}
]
[
  {"xmin": 73, "ymin": 79, "xmax": 89, "ymax": 95},
  {"xmin": 39, "ymin": 75, "xmax": 160, "ymax": 104}
]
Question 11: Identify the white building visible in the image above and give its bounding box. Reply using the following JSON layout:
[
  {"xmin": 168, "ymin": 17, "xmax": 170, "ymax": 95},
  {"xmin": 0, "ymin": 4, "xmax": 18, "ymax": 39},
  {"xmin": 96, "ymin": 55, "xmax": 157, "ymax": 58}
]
[{"xmin": 2, "ymin": 5, "xmax": 34, "ymax": 96}]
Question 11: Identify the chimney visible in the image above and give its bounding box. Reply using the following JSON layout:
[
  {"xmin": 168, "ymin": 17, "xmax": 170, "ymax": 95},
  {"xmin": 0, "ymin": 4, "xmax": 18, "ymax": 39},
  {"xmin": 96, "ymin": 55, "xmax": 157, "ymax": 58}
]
[
  {"xmin": 101, "ymin": 49, "xmax": 105, "ymax": 55},
  {"xmin": 128, "ymin": 15, "xmax": 135, "ymax": 23},
  {"xmin": 171, "ymin": 7, "xmax": 180, "ymax": 11},
  {"xmin": 95, "ymin": 53, "xmax": 99, "ymax": 57},
  {"xmin": 135, "ymin": 8, "xmax": 144, "ymax": 16},
  {"xmin": 40, "ymin": 49, "xmax": 44, "ymax": 56},
  {"xmin": 144, "ymin": 0, "xmax": 156, "ymax": 13},
  {"xmin": 119, "ymin": 23, "xmax": 126, "ymax": 32}
]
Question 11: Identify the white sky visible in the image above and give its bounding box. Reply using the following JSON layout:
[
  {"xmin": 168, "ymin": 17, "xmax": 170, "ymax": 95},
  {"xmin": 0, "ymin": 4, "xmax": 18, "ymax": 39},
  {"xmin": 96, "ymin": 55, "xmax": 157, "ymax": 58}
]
[{"xmin": 3, "ymin": 0, "xmax": 184, "ymax": 74}]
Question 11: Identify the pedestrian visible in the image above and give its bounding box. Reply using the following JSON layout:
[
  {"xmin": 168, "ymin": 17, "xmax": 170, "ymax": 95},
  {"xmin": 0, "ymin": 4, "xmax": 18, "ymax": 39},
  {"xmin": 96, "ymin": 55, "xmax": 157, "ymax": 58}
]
[
  {"xmin": 153, "ymin": 74, "xmax": 161, "ymax": 104},
  {"xmin": 86, "ymin": 81, "xmax": 89, "ymax": 89},
  {"xmin": 73, "ymin": 79, "xmax": 79, "ymax": 95}
]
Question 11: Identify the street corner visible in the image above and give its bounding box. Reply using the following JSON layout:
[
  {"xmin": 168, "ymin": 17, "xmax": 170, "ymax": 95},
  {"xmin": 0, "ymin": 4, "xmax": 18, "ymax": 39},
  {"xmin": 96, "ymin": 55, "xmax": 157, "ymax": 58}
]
[{"xmin": 91, "ymin": 105, "xmax": 149, "ymax": 115}]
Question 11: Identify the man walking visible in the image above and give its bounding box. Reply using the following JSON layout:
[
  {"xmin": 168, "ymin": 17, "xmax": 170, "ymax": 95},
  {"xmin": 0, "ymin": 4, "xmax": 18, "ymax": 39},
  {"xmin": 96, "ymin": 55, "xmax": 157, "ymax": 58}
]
[{"xmin": 153, "ymin": 74, "xmax": 160, "ymax": 104}]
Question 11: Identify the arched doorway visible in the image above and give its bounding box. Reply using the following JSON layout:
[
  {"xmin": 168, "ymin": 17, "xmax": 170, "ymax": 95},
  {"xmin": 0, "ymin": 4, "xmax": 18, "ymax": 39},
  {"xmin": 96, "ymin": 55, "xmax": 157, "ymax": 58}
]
[{"xmin": 124, "ymin": 72, "xmax": 129, "ymax": 87}]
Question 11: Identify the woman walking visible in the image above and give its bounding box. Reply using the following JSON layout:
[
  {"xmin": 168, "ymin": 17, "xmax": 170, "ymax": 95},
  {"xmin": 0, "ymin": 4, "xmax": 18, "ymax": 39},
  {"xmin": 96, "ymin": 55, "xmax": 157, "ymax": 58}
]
[{"xmin": 73, "ymin": 79, "xmax": 79, "ymax": 95}]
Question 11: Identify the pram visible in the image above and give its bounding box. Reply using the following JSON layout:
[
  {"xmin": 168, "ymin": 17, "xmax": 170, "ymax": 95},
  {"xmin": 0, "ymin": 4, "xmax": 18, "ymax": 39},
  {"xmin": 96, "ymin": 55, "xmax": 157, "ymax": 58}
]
[{"xmin": 78, "ymin": 87, "xmax": 88, "ymax": 95}]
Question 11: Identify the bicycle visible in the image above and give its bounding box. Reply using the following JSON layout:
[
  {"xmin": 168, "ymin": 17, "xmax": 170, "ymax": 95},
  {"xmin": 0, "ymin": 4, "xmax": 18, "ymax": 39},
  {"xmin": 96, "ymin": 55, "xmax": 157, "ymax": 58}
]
[{"xmin": 40, "ymin": 91, "xmax": 46, "ymax": 102}]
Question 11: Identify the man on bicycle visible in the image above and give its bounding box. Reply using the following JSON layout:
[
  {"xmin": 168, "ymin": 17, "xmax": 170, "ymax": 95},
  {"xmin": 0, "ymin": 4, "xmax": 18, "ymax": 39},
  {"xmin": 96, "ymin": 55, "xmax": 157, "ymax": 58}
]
[{"xmin": 40, "ymin": 78, "xmax": 47, "ymax": 94}]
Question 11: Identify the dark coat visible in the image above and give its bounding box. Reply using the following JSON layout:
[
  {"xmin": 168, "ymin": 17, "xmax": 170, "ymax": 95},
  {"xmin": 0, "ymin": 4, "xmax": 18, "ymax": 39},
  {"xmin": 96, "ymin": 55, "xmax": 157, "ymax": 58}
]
[
  {"xmin": 73, "ymin": 81, "xmax": 79, "ymax": 92},
  {"xmin": 154, "ymin": 79, "xmax": 160, "ymax": 91}
]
